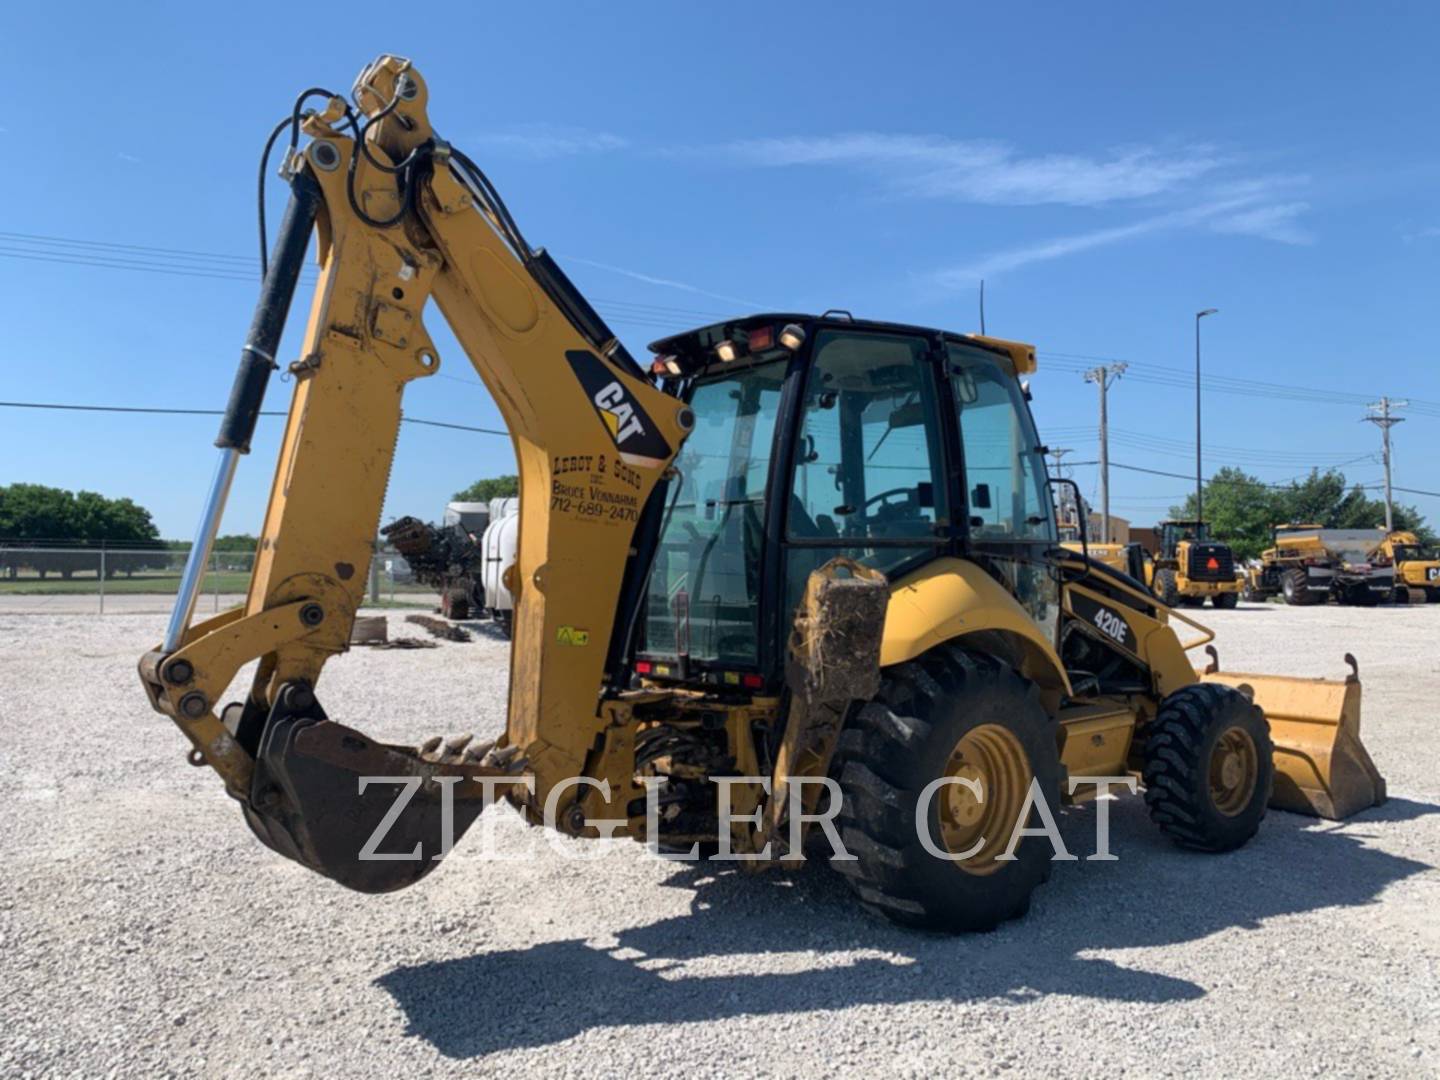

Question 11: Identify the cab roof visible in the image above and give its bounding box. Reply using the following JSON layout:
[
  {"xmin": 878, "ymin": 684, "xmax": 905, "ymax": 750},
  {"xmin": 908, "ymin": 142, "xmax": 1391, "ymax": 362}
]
[{"xmin": 648, "ymin": 312, "xmax": 1036, "ymax": 375}]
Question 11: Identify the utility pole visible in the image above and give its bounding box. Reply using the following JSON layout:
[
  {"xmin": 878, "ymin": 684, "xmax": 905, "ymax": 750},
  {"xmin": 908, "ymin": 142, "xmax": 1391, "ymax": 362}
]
[
  {"xmin": 1083, "ymin": 363, "xmax": 1127, "ymax": 543},
  {"xmin": 1195, "ymin": 308, "xmax": 1218, "ymax": 522},
  {"xmin": 1047, "ymin": 445, "xmax": 1073, "ymax": 479},
  {"xmin": 1048, "ymin": 446, "xmax": 1074, "ymax": 523},
  {"xmin": 1364, "ymin": 397, "xmax": 1407, "ymax": 531}
]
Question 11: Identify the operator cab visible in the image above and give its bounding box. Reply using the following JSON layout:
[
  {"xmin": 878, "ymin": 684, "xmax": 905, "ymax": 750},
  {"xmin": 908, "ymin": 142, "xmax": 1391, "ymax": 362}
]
[
  {"xmin": 634, "ymin": 313, "xmax": 1057, "ymax": 689},
  {"xmin": 1158, "ymin": 519, "xmax": 1210, "ymax": 551}
]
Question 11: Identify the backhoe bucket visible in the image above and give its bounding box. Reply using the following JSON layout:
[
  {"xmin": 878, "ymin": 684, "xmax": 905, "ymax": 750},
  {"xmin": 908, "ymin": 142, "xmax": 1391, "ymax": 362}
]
[
  {"xmin": 238, "ymin": 682, "xmax": 515, "ymax": 892},
  {"xmin": 1200, "ymin": 665, "xmax": 1386, "ymax": 820}
]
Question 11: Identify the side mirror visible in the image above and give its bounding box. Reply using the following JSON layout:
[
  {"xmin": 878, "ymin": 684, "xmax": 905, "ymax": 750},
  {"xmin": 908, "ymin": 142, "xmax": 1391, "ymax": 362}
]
[{"xmin": 971, "ymin": 483, "xmax": 992, "ymax": 510}]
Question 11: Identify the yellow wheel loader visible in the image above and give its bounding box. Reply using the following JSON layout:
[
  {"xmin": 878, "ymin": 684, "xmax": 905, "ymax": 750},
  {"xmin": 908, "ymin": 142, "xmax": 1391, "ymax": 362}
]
[
  {"xmin": 1370, "ymin": 531, "xmax": 1440, "ymax": 604},
  {"xmin": 138, "ymin": 57, "xmax": 1387, "ymax": 932},
  {"xmin": 1148, "ymin": 520, "xmax": 1242, "ymax": 609}
]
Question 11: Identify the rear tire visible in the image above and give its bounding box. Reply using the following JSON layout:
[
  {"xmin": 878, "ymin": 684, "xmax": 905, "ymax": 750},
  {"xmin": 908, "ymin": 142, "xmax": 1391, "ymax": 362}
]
[
  {"xmin": 1428, "ymin": 588, "xmax": 1440, "ymax": 604},
  {"xmin": 831, "ymin": 645, "xmax": 1061, "ymax": 933},
  {"xmin": 1212, "ymin": 591, "xmax": 1239, "ymax": 610},
  {"xmin": 1142, "ymin": 683, "xmax": 1273, "ymax": 852},
  {"xmin": 1154, "ymin": 568, "xmax": 1181, "ymax": 607},
  {"xmin": 1282, "ymin": 568, "xmax": 1318, "ymax": 606}
]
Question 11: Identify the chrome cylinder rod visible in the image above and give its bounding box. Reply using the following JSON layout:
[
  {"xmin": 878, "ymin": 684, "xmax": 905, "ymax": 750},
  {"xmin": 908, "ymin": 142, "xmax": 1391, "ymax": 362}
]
[
  {"xmin": 160, "ymin": 168, "xmax": 322, "ymax": 654},
  {"xmin": 163, "ymin": 448, "xmax": 239, "ymax": 652}
]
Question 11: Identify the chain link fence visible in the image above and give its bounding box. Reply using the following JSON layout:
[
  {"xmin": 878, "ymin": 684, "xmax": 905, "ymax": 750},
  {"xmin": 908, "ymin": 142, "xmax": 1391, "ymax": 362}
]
[{"xmin": 0, "ymin": 543, "xmax": 434, "ymax": 615}]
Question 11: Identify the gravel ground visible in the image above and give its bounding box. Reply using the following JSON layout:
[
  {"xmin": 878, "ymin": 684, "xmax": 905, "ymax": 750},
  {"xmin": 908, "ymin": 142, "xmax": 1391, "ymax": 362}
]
[{"xmin": 2, "ymin": 603, "xmax": 1438, "ymax": 1078}]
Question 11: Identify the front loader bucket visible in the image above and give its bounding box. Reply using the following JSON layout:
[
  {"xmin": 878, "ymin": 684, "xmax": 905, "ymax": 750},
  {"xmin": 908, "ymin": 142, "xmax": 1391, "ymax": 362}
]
[{"xmin": 1201, "ymin": 664, "xmax": 1386, "ymax": 820}]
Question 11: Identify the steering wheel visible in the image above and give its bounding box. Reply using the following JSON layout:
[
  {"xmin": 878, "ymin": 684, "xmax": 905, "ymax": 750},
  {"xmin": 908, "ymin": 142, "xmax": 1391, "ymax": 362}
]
[{"xmin": 863, "ymin": 487, "xmax": 919, "ymax": 516}]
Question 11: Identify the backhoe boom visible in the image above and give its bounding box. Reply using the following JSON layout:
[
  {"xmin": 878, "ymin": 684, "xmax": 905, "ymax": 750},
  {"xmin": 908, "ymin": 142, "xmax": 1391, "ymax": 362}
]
[{"xmin": 140, "ymin": 56, "xmax": 691, "ymax": 890}]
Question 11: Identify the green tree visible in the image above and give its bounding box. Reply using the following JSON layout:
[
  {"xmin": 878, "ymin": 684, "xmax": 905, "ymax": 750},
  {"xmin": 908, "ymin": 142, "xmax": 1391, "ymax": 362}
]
[
  {"xmin": 0, "ymin": 483, "xmax": 77, "ymax": 541},
  {"xmin": 0, "ymin": 484, "xmax": 165, "ymax": 578},
  {"xmin": 453, "ymin": 475, "xmax": 519, "ymax": 502},
  {"xmin": 1168, "ymin": 467, "xmax": 1278, "ymax": 561},
  {"xmin": 1170, "ymin": 467, "xmax": 1433, "ymax": 557},
  {"xmin": 213, "ymin": 534, "xmax": 259, "ymax": 552}
]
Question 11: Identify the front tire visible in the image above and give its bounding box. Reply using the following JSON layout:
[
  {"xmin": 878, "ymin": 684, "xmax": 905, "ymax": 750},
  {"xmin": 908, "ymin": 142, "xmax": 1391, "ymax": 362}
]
[
  {"xmin": 1282, "ymin": 568, "xmax": 1319, "ymax": 606},
  {"xmin": 1154, "ymin": 568, "xmax": 1181, "ymax": 607},
  {"xmin": 1142, "ymin": 683, "xmax": 1273, "ymax": 852},
  {"xmin": 1212, "ymin": 591, "xmax": 1239, "ymax": 609},
  {"xmin": 831, "ymin": 645, "xmax": 1061, "ymax": 933}
]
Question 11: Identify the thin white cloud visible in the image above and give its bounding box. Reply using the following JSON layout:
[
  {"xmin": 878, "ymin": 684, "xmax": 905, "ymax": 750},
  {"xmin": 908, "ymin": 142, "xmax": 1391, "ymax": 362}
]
[
  {"xmin": 468, "ymin": 126, "xmax": 628, "ymax": 159},
  {"xmin": 934, "ymin": 189, "xmax": 1306, "ymax": 283},
  {"xmin": 1402, "ymin": 225, "xmax": 1440, "ymax": 243},
  {"xmin": 936, "ymin": 215, "xmax": 1182, "ymax": 284},
  {"xmin": 117, "ymin": 152, "xmax": 141, "ymax": 164},
  {"xmin": 1209, "ymin": 201, "xmax": 1313, "ymax": 245},
  {"xmin": 557, "ymin": 253, "xmax": 761, "ymax": 310},
  {"xmin": 720, "ymin": 133, "xmax": 1223, "ymax": 206}
]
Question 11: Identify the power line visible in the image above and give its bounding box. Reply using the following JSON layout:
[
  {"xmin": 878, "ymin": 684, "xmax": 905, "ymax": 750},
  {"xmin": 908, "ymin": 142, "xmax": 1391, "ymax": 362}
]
[
  {"xmin": 1370, "ymin": 484, "xmax": 1440, "ymax": 499},
  {"xmin": 0, "ymin": 231, "xmax": 740, "ymax": 329},
  {"xmin": 1041, "ymin": 349, "xmax": 1440, "ymax": 418},
  {"xmin": 7, "ymin": 230, "xmax": 1440, "ymax": 418},
  {"xmin": 10, "ymin": 399, "xmax": 1422, "ymax": 508},
  {"xmin": 1042, "ymin": 349, "xmax": 1374, "ymax": 406},
  {"xmin": 0, "ymin": 400, "xmax": 507, "ymax": 437}
]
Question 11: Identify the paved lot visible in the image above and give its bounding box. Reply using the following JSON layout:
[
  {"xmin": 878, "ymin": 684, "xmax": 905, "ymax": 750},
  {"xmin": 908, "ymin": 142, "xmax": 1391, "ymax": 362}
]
[{"xmin": 1, "ymin": 602, "xmax": 1437, "ymax": 1078}]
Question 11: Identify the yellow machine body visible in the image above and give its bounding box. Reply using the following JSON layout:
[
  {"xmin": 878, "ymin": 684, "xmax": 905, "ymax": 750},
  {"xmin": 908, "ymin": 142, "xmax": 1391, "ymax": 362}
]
[{"xmin": 138, "ymin": 56, "xmax": 1386, "ymax": 902}]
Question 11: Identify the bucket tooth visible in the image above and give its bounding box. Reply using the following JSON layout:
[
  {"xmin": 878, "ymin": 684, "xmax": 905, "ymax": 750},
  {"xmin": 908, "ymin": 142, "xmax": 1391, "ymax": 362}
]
[{"xmin": 1200, "ymin": 668, "xmax": 1386, "ymax": 820}]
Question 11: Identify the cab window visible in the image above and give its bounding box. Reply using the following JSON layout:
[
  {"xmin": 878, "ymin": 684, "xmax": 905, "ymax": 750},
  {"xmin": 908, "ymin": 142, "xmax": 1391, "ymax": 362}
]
[
  {"xmin": 789, "ymin": 330, "xmax": 948, "ymax": 546},
  {"xmin": 948, "ymin": 343, "xmax": 1054, "ymax": 543}
]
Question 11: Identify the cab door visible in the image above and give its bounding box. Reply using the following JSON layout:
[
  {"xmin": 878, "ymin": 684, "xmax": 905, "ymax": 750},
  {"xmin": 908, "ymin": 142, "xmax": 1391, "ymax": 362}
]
[
  {"xmin": 945, "ymin": 340, "xmax": 1061, "ymax": 645},
  {"xmin": 783, "ymin": 327, "xmax": 952, "ymax": 615}
]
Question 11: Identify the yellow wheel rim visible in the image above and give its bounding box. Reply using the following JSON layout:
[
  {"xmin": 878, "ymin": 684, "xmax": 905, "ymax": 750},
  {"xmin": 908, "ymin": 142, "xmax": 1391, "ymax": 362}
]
[
  {"xmin": 938, "ymin": 724, "xmax": 1032, "ymax": 876},
  {"xmin": 1208, "ymin": 725, "xmax": 1259, "ymax": 816}
]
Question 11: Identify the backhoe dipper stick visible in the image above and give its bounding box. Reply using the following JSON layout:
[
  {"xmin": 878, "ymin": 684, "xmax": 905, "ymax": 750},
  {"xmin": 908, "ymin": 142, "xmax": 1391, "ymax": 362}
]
[{"xmin": 163, "ymin": 172, "xmax": 322, "ymax": 652}]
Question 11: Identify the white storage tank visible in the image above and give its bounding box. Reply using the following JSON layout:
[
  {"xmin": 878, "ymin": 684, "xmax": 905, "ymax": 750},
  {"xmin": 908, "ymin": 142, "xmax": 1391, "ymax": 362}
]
[
  {"xmin": 481, "ymin": 498, "xmax": 520, "ymax": 635},
  {"xmin": 487, "ymin": 496, "xmax": 518, "ymax": 523}
]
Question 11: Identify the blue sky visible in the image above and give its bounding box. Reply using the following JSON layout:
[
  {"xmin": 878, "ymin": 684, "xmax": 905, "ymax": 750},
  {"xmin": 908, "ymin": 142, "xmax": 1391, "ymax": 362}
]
[{"xmin": 3, "ymin": 3, "xmax": 1438, "ymax": 539}]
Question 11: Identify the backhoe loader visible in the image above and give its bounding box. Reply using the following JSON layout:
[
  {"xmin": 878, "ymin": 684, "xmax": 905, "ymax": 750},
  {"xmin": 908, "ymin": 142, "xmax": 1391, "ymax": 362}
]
[
  {"xmin": 1056, "ymin": 510, "xmax": 1143, "ymax": 578},
  {"xmin": 1370, "ymin": 530, "xmax": 1440, "ymax": 604},
  {"xmin": 139, "ymin": 56, "xmax": 1386, "ymax": 932}
]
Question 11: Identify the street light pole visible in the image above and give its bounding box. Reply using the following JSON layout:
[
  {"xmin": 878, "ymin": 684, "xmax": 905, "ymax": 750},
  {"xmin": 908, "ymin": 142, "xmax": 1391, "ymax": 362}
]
[{"xmin": 1195, "ymin": 308, "xmax": 1218, "ymax": 522}]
